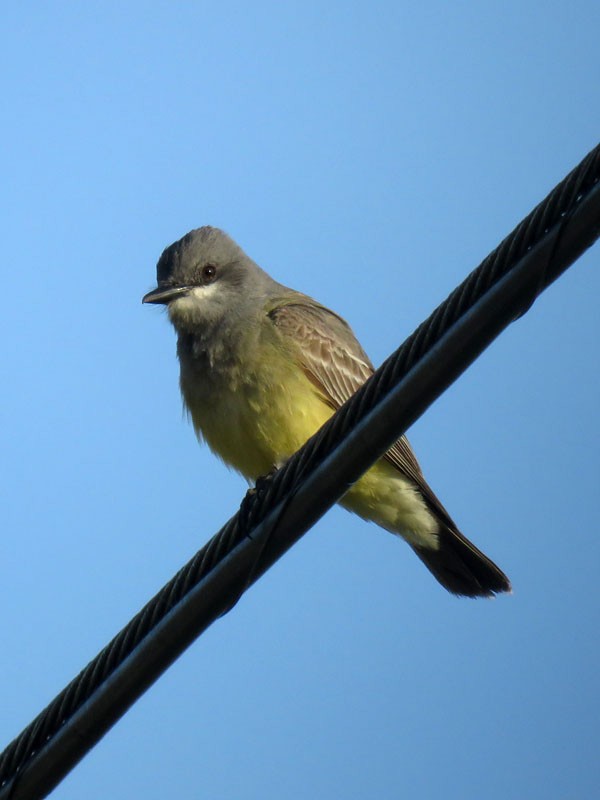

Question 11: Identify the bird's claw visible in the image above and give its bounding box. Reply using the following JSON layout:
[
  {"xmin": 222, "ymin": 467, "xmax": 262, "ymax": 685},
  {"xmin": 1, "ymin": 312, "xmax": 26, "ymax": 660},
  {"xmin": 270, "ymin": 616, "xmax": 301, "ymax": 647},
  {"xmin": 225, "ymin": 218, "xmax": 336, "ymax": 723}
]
[{"xmin": 238, "ymin": 466, "xmax": 280, "ymax": 532}]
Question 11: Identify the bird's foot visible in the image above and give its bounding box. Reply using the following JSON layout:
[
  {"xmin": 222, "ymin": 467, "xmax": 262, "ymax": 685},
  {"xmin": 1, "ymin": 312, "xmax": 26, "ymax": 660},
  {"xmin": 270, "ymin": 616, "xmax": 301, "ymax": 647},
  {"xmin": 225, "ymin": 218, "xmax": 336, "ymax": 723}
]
[{"xmin": 238, "ymin": 466, "xmax": 280, "ymax": 532}]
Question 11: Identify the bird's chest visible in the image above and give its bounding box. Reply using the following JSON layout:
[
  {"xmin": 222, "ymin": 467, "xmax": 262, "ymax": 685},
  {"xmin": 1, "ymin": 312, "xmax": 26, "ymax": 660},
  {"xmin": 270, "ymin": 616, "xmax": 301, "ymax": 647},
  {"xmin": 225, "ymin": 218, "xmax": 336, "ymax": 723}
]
[{"xmin": 178, "ymin": 333, "xmax": 330, "ymax": 480}]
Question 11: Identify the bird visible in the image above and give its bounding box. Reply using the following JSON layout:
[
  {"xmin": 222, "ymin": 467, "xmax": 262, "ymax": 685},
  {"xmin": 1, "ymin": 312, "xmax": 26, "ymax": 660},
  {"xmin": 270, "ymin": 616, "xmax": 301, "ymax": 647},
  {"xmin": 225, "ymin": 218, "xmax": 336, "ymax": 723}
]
[{"xmin": 143, "ymin": 226, "xmax": 511, "ymax": 597}]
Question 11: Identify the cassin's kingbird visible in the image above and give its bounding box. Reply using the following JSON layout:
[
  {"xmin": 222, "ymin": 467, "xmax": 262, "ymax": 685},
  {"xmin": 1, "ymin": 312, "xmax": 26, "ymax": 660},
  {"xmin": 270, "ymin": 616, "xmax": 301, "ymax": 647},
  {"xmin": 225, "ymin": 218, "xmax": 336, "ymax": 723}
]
[{"xmin": 143, "ymin": 226, "xmax": 510, "ymax": 597}]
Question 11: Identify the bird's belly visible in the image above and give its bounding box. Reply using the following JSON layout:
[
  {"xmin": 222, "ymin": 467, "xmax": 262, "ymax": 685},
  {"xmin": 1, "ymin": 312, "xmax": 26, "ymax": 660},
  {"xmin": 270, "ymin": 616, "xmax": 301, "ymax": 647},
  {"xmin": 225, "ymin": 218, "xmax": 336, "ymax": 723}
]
[
  {"xmin": 181, "ymin": 362, "xmax": 332, "ymax": 481},
  {"xmin": 180, "ymin": 350, "xmax": 438, "ymax": 549}
]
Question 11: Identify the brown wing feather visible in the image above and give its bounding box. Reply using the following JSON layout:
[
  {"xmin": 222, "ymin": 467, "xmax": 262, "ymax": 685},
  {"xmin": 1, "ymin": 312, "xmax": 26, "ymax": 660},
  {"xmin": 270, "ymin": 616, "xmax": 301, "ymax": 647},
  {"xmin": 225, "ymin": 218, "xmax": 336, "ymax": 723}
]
[
  {"xmin": 268, "ymin": 297, "xmax": 373, "ymax": 406},
  {"xmin": 269, "ymin": 297, "xmax": 447, "ymax": 514}
]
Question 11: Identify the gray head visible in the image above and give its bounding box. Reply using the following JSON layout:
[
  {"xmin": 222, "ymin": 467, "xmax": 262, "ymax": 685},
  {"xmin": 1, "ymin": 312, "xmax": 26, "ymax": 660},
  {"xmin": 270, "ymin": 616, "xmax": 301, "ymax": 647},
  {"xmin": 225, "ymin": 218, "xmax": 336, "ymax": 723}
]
[{"xmin": 142, "ymin": 227, "xmax": 279, "ymax": 333}]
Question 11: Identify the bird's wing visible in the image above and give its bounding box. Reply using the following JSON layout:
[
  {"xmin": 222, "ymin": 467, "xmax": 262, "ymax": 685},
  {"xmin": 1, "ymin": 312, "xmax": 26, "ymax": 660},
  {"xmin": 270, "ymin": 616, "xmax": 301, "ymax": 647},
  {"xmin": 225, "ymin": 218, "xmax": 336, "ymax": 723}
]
[
  {"xmin": 268, "ymin": 297, "xmax": 455, "ymax": 523},
  {"xmin": 269, "ymin": 297, "xmax": 374, "ymax": 409}
]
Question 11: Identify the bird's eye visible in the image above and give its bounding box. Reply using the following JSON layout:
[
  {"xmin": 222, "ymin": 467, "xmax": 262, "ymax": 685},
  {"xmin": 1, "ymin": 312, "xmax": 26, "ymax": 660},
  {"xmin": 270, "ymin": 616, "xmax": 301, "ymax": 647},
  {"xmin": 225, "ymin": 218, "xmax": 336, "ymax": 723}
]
[{"xmin": 202, "ymin": 264, "xmax": 217, "ymax": 283}]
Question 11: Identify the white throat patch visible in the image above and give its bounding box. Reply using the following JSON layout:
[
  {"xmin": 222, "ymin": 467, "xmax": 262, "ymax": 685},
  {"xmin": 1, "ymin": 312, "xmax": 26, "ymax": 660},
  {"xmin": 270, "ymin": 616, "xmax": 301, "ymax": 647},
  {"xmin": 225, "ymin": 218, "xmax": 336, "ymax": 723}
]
[{"xmin": 168, "ymin": 284, "xmax": 220, "ymax": 328}]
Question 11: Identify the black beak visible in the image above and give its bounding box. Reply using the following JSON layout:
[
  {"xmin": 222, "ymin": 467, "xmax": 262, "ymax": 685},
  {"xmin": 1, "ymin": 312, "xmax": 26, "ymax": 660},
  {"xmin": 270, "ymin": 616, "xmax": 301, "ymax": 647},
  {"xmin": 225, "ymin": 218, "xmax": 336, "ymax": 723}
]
[{"xmin": 142, "ymin": 285, "xmax": 191, "ymax": 305}]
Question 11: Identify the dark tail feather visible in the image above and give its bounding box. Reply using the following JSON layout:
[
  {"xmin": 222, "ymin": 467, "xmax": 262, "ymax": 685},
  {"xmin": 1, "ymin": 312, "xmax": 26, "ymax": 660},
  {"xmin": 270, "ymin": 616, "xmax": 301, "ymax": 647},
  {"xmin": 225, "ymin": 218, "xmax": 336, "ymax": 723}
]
[{"xmin": 413, "ymin": 524, "xmax": 511, "ymax": 598}]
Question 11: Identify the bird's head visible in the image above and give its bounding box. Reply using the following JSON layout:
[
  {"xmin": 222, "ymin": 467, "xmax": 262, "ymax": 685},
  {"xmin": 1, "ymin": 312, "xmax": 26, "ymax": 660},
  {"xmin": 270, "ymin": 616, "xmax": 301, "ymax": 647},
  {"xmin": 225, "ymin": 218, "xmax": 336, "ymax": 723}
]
[{"xmin": 143, "ymin": 226, "xmax": 275, "ymax": 333}]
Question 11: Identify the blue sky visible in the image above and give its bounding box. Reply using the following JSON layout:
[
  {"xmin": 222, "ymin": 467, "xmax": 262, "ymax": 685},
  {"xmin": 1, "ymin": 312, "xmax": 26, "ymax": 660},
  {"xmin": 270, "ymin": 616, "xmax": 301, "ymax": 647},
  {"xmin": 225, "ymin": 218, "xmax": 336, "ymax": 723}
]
[{"xmin": 1, "ymin": 3, "xmax": 599, "ymax": 798}]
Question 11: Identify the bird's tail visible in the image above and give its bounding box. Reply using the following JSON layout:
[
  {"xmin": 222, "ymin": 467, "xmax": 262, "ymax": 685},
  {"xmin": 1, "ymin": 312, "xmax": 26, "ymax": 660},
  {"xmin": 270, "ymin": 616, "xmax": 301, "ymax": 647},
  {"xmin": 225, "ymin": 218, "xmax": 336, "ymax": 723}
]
[{"xmin": 413, "ymin": 524, "xmax": 511, "ymax": 598}]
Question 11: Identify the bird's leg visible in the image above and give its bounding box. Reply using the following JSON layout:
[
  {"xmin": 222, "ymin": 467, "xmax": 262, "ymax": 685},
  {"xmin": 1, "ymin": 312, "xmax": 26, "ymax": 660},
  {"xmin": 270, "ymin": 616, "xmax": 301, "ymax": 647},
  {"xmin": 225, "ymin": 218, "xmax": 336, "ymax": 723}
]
[
  {"xmin": 254, "ymin": 464, "xmax": 281, "ymax": 493},
  {"xmin": 238, "ymin": 465, "xmax": 281, "ymax": 531}
]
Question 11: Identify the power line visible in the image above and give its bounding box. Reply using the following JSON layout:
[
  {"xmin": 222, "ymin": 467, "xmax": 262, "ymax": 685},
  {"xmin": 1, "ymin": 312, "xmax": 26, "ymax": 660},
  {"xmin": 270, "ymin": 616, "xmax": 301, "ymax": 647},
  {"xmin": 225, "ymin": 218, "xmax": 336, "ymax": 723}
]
[{"xmin": 1, "ymin": 143, "xmax": 599, "ymax": 800}]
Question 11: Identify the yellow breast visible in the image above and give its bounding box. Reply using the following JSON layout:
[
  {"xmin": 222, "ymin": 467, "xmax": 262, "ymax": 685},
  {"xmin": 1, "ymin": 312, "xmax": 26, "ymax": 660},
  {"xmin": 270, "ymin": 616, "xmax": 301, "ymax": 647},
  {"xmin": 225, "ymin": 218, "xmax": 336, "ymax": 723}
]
[{"xmin": 182, "ymin": 347, "xmax": 333, "ymax": 481}]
